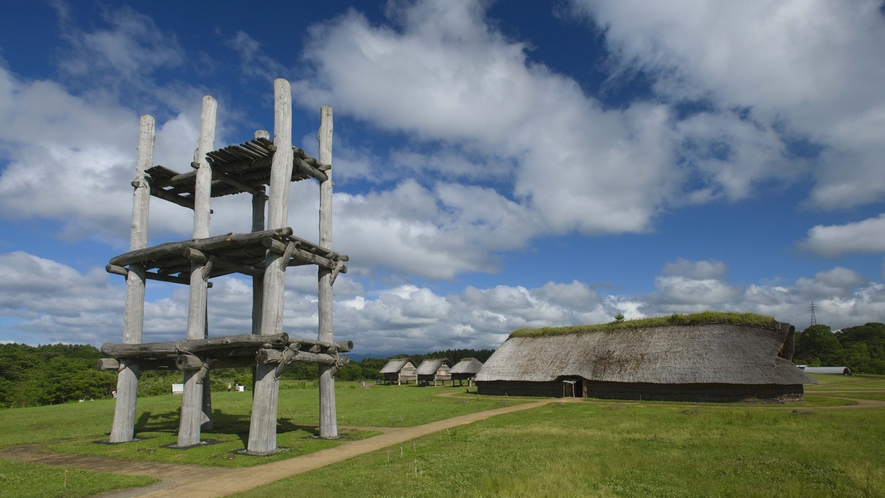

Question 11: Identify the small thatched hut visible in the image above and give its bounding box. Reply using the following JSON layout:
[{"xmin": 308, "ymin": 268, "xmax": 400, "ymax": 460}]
[
  {"xmin": 416, "ymin": 358, "xmax": 452, "ymax": 386},
  {"xmin": 380, "ymin": 358, "xmax": 417, "ymax": 385},
  {"xmin": 449, "ymin": 357, "xmax": 484, "ymax": 386},
  {"xmin": 475, "ymin": 312, "xmax": 817, "ymax": 402}
]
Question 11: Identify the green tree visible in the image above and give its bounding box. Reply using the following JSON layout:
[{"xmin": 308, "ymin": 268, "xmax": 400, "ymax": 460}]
[{"xmin": 795, "ymin": 324, "xmax": 844, "ymax": 365}]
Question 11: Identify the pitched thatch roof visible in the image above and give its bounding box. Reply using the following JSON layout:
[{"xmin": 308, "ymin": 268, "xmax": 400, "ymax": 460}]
[
  {"xmin": 450, "ymin": 357, "xmax": 484, "ymax": 375},
  {"xmin": 415, "ymin": 358, "xmax": 452, "ymax": 376},
  {"xmin": 476, "ymin": 321, "xmax": 816, "ymax": 386},
  {"xmin": 380, "ymin": 358, "xmax": 414, "ymax": 374}
]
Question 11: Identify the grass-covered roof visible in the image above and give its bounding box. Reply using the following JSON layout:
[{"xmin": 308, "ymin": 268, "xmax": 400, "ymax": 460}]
[{"xmin": 509, "ymin": 311, "xmax": 778, "ymax": 338}]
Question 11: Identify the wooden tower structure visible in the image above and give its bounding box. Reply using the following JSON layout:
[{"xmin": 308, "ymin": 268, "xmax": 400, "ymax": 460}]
[{"xmin": 99, "ymin": 78, "xmax": 351, "ymax": 454}]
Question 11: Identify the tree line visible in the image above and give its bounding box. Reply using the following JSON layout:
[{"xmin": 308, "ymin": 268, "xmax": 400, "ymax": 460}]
[
  {"xmin": 793, "ymin": 322, "xmax": 885, "ymax": 374},
  {"xmin": 0, "ymin": 343, "xmax": 495, "ymax": 408}
]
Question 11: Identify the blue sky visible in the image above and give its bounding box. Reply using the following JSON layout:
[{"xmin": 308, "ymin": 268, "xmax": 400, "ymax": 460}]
[{"xmin": 1, "ymin": 0, "xmax": 884, "ymax": 356}]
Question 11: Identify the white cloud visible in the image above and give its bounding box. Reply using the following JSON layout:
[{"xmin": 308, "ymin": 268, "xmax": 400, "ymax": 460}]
[
  {"xmin": 3, "ymin": 252, "xmax": 885, "ymax": 353},
  {"xmin": 290, "ymin": 0, "xmax": 685, "ymax": 239},
  {"xmin": 571, "ymin": 0, "xmax": 885, "ymax": 209},
  {"xmin": 800, "ymin": 214, "xmax": 885, "ymax": 257},
  {"xmin": 662, "ymin": 258, "xmax": 728, "ymax": 280}
]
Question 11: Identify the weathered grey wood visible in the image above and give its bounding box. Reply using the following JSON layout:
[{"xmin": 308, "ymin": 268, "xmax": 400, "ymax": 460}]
[
  {"xmin": 293, "ymin": 146, "xmax": 331, "ymax": 171},
  {"xmin": 212, "ymin": 169, "xmax": 261, "ymax": 196},
  {"xmin": 97, "ymin": 358, "xmax": 120, "ymax": 371},
  {"xmin": 109, "ymin": 228, "xmax": 292, "ymax": 267},
  {"xmin": 249, "ymin": 78, "xmax": 292, "ymax": 454},
  {"xmin": 263, "ymin": 238, "xmax": 339, "ymax": 271},
  {"xmin": 256, "ymin": 348, "xmax": 341, "ymax": 365},
  {"xmin": 288, "ymin": 338, "xmax": 354, "ymax": 353},
  {"xmin": 317, "ymin": 105, "xmax": 337, "ymax": 439},
  {"xmin": 107, "ymin": 264, "xmax": 201, "ymax": 286},
  {"xmin": 177, "ymin": 354, "xmax": 203, "ymax": 371},
  {"xmin": 252, "ymin": 189, "xmax": 265, "ymax": 336},
  {"xmin": 179, "ymin": 96, "xmax": 216, "ymax": 448},
  {"xmin": 101, "ymin": 333, "xmax": 289, "ymax": 357},
  {"xmin": 294, "ymin": 156, "xmax": 328, "ymax": 182},
  {"xmin": 184, "ymin": 249, "xmax": 262, "ymax": 277},
  {"xmin": 255, "ymin": 130, "xmax": 270, "ymax": 141},
  {"xmin": 149, "ymin": 186, "xmax": 195, "ymax": 210},
  {"xmin": 98, "ymin": 358, "xmax": 180, "ymax": 371},
  {"xmin": 110, "ymin": 114, "xmax": 155, "ymax": 444}
]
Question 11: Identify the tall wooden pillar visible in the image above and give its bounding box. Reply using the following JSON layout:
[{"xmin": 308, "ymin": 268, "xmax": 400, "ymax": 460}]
[
  {"xmin": 248, "ymin": 79, "xmax": 293, "ymax": 454},
  {"xmin": 251, "ymin": 133, "xmax": 268, "ymax": 336},
  {"xmin": 178, "ymin": 96, "xmax": 216, "ymax": 447},
  {"xmin": 317, "ymin": 106, "xmax": 338, "ymax": 438},
  {"xmin": 110, "ymin": 115, "xmax": 154, "ymax": 443}
]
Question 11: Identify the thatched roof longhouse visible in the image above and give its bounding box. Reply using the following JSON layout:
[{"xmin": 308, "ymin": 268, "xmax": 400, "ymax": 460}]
[{"xmin": 475, "ymin": 312, "xmax": 816, "ymax": 402}]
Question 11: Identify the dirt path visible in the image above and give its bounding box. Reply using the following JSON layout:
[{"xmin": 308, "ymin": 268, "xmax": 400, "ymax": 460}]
[{"xmin": 0, "ymin": 397, "xmax": 570, "ymax": 498}]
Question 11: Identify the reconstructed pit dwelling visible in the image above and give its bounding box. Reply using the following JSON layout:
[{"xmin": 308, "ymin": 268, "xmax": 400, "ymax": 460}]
[
  {"xmin": 99, "ymin": 79, "xmax": 352, "ymax": 454},
  {"xmin": 476, "ymin": 314, "xmax": 817, "ymax": 402}
]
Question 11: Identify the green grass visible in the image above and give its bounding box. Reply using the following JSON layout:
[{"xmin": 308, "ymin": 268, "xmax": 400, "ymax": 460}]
[
  {"xmin": 0, "ymin": 460, "xmax": 157, "ymax": 498},
  {"xmin": 805, "ymin": 373, "xmax": 885, "ymax": 391},
  {"xmin": 235, "ymin": 402, "xmax": 885, "ymax": 498},
  {"xmin": 510, "ymin": 311, "xmax": 778, "ymax": 338},
  {"xmin": 46, "ymin": 427, "xmax": 380, "ymax": 468},
  {"xmin": 0, "ymin": 383, "xmax": 525, "ymax": 467}
]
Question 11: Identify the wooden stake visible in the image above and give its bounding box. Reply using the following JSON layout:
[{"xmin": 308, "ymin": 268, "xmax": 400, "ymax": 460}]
[
  {"xmin": 248, "ymin": 79, "xmax": 292, "ymax": 454},
  {"xmin": 110, "ymin": 114, "xmax": 154, "ymax": 443},
  {"xmin": 317, "ymin": 105, "xmax": 337, "ymax": 439},
  {"xmin": 179, "ymin": 96, "xmax": 216, "ymax": 448}
]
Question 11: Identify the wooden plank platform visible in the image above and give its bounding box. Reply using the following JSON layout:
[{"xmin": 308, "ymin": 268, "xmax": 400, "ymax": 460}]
[
  {"xmin": 146, "ymin": 137, "xmax": 331, "ymax": 201},
  {"xmin": 106, "ymin": 228, "xmax": 348, "ymax": 281}
]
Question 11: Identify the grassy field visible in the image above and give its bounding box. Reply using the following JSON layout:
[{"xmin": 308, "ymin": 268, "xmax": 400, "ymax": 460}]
[
  {"xmin": 0, "ymin": 460, "xmax": 157, "ymax": 498},
  {"xmin": 804, "ymin": 373, "xmax": 885, "ymax": 391},
  {"xmin": 238, "ymin": 401, "xmax": 885, "ymax": 497},
  {"xmin": 1, "ymin": 375, "xmax": 883, "ymax": 497},
  {"xmin": 0, "ymin": 382, "xmax": 524, "ymax": 467}
]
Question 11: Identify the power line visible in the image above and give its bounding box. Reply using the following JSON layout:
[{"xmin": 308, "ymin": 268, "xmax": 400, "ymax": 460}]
[{"xmin": 808, "ymin": 302, "xmax": 817, "ymax": 327}]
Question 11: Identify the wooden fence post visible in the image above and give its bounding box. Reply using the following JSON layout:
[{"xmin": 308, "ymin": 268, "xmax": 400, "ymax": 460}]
[{"xmin": 109, "ymin": 114, "xmax": 154, "ymax": 443}]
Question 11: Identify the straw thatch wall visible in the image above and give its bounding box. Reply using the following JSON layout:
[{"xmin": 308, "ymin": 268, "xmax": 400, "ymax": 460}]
[
  {"xmin": 380, "ymin": 358, "xmax": 417, "ymax": 384},
  {"xmin": 416, "ymin": 359, "xmax": 452, "ymax": 385},
  {"xmin": 475, "ymin": 323, "xmax": 815, "ymax": 402}
]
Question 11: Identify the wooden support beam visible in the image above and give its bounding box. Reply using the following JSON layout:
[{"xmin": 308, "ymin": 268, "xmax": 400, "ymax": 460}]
[
  {"xmin": 249, "ymin": 78, "xmax": 292, "ymax": 455},
  {"xmin": 317, "ymin": 104, "xmax": 337, "ymax": 439},
  {"xmin": 109, "ymin": 228, "xmax": 292, "ymax": 267},
  {"xmin": 110, "ymin": 113, "xmax": 155, "ymax": 444},
  {"xmin": 252, "ymin": 187, "xmax": 266, "ymax": 336},
  {"xmin": 101, "ymin": 333, "xmax": 289, "ymax": 358},
  {"xmin": 294, "ymin": 156, "xmax": 328, "ymax": 182},
  {"xmin": 212, "ymin": 169, "xmax": 262, "ymax": 196},
  {"xmin": 287, "ymin": 338, "xmax": 354, "ymax": 353},
  {"xmin": 293, "ymin": 147, "xmax": 331, "ymax": 171},
  {"xmin": 263, "ymin": 238, "xmax": 338, "ymax": 271},
  {"xmin": 149, "ymin": 187, "xmax": 195, "ymax": 210}
]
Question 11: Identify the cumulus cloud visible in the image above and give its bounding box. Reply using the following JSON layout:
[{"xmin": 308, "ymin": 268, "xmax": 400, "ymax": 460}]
[
  {"xmin": 800, "ymin": 214, "xmax": 885, "ymax": 257},
  {"xmin": 289, "ymin": 0, "xmax": 685, "ymax": 239},
  {"xmin": 3, "ymin": 252, "xmax": 885, "ymax": 353},
  {"xmin": 571, "ymin": 0, "xmax": 885, "ymax": 209}
]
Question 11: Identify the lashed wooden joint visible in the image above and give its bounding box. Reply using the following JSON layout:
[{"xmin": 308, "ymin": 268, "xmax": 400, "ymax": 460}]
[
  {"xmin": 196, "ymin": 358, "xmax": 213, "ymax": 384},
  {"xmin": 281, "ymin": 242, "xmax": 298, "ymax": 271},
  {"xmin": 329, "ymin": 354, "xmax": 350, "ymax": 377},
  {"xmin": 274, "ymin": 348, "xmax": 297, "ymax": 379},
  {"xmin": 201, "ymin": 256, "xmax": 216, "ymax": 281},
  {"xmin": 330, "ymin": 262, "xmax": 348, "ymax": 286}
]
